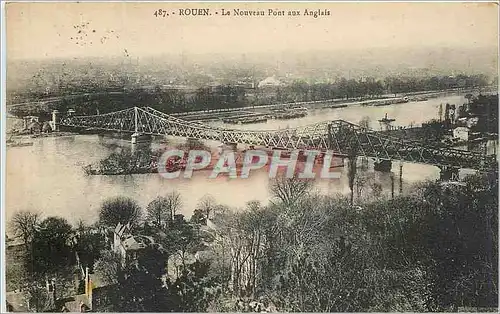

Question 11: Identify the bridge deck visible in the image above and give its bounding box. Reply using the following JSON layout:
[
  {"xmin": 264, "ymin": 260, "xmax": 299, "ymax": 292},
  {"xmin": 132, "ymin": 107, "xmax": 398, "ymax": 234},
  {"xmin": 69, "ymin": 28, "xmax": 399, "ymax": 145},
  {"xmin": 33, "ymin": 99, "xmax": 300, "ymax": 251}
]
[{"xmin": 60, "ymin": 106, "xmax": 497, "ymax": 172}]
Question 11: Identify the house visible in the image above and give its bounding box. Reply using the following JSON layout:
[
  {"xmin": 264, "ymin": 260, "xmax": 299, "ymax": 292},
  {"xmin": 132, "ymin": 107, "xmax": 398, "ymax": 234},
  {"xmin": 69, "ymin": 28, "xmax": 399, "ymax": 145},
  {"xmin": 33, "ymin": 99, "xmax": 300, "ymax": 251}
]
[
  {"xmin": 42, "ymin": 121, "xmax": 53, "ymax": 133},
  {"xmin": 5, "ymin": 279, "xmax": 60, "ymax": 312},
  {"xmin": 22, "ymin": 116, "xmax": 39, "ymax": 129},
  {"xmin": 453, "ymin": 126, "xmax": 470, "ymax": 141},
  {"xmin": 112, "ymin": 222, "xmax": 132, "ymax": 251},
  {"xmin": 78, "ymin": 223, "xmax": 168, "ymax": 312},
  {"xmin": 112, "ymin": 222, "xmax": 158, "ymax": 267},
  {"xmin": 258, "ymin": 76, "xmax": 283, "ymax": 88},
  {"xmin": 27, "ymin": 121, "xmax": 42, "ymax": 134},
  {"xmin": 5, "ymin": 291, "xmax": 29, "ymax": 312}
]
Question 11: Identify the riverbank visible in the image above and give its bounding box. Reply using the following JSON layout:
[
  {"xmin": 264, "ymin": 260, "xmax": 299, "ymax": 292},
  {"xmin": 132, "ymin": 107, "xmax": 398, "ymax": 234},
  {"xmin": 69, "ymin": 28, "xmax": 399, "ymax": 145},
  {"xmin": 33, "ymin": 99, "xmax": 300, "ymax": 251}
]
[
  {"xmin": 7, "ymin": 131, "xmax": 78, "ymax": 141},
  {"xmin": 175, "ymin": 87, "xmax": 496, "ymax": 122},
  {"xmin": 173, "ymin": 86, "xmax": 496, "ymax": 118},
  {"xmin": 6, "ymin": 132, "xmax": 79, "ymax": 148}
]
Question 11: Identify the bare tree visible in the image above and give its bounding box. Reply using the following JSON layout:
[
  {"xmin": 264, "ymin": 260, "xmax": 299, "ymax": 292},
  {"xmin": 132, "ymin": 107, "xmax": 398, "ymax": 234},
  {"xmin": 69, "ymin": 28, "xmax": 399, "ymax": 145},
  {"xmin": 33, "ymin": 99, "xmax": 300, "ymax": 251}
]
[
  {"xmin": 337, "ymin": 125, "xmax": 360, "ymax": 206},
  {"xmin": 9, "ymin": 210, "xmax": 41, "ymax": 250},
  {"xmin": 99, "ymin": 197, "xmax": 142, "ymax": 229},
  {"xmin": 146, "ymin": 192, "xmax": 182, "ymax": 229},
  {"xmin": 270, "ymin": 174, "xmax": 314, "ymax": 208},
  {"xmin": 355, "ymin": 172, "xmax": 369, "ymax": 201},
  {"xmin": 347, "ymin": 156, "xmax": 358, "ymax": 206},
  {"xmin": 24, "ymin": 284, "xmax": 52, "ymax": 312},
  {"xmin": 197, "ymin": 194, "xmax": 217, "ymax": 220},
  {"xmin": 358, "ymin": 116, "xmax": 371, "ymax": 130},
  {"xmin": 165, "ymin": 191, "xmax": 183, "ymax": 219},
  {"xmin": 216, "ymin": 205, "xmax": 270, "ymax": 297}
]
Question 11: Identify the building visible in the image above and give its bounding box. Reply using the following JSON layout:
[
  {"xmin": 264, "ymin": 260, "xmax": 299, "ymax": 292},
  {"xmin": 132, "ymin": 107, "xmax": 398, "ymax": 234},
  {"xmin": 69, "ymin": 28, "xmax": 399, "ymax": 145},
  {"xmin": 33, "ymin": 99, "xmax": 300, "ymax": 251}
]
[
  {"xmin": 26, "ymin": 121, "xmax": 42, "ymax": 134},
  {"xmin": 22, "ymin": 116, "xmax": 39, "ymax": 129},
  {"xmin": 453, "ymin": 126, "xmax": 470, "ymax": 141},
  {"xmin": 5, "ymin": 291, "xmax": 29, "ymax": 312},
  {"xmin": 42, "ymin": 121, "xmax": 53, "ymax": 133},
  {"xmin": 112, "ymin": 222, "xmax": 159, "ymax": 268},
  {"xmin": 76, "ymin": 223, "xmax": 168, "ymax": 312},
  {"xmin": 258, "ymin": 76, "xmax": 283, "ymax": 88}
]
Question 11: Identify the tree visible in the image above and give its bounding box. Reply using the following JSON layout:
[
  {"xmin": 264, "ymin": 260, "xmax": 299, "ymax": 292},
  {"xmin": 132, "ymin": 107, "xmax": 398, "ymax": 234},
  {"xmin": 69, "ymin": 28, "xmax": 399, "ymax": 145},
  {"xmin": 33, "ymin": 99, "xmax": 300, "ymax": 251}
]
[
  {"xmin": 347, "ymin": 153, "xmax": 359, "ymax": 206},
  {"xmin": 24, "ymin": 284, "xmax": 53, "ymax": 312},
  {"xmin": 99, "ymin": 197, "xmax": 142, "ymax": 228},
  {"xmin": 9, "ymin": 210, "xmax": 41, "ymax": 251},
  {"xmin": 73, "ymin": 221, "xmax": 106, "ymax": 271},
  {"xmin": 359, "ymin": 116, "xmax": 371, "ymax": 130},
  {"xmin": 179, "ymin": 138, "xmax": 210, "ymax": 151},
  {"xmin": 165, "ymin": 221, "xmax": 203, "ymax": 268},
  {"xmin": 414, "ymin": 175, "xmax": 498, "ymax": 309},
  {"xmin": 94, "ymin": 250, "xmax": 123, "ymax": 286},
  {"xmin": 146, "ymin": 192, "xmax": 182, "ymax": 229},
  {"xmin": 354, "ymin": 172, "xmax": 375, "ymax": 201},
  {"xmin": 464, "ymin": 93, "xmax": 474, "ymax": 104},
  {"xmin": 168, "ymin": 261, "xmax": 220, "ymax": 312},
  {"xmin": 6, "ymin": 257, "xmax": 30, "ymax": 292},
  {"xmin": 191, "ymin": 208, "xmax": 208, "ymax": 225},
  {"xmin": 192, "ymin": 195, "xmax": 218, "ymax": 224},
  {"xmin": 270, "ymin": 175, "xmax": 313, "ymax": 208},
  {"xmin": 31, "ymin": 217, "xmax": 73, "ymax": 274}
]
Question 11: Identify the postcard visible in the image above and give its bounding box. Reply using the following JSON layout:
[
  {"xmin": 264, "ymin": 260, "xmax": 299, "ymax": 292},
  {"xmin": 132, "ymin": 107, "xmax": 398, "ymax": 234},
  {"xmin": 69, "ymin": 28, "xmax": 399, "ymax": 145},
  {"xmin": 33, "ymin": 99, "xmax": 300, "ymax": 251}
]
[{"xmin": 3, "ymin": 2, "xmax": 499, "ymax": 312}]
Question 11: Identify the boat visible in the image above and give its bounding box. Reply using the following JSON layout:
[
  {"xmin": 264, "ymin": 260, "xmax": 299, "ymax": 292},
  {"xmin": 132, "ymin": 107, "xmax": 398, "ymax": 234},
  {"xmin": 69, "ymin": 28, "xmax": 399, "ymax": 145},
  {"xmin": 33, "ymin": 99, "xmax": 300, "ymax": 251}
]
[
  {"xmin": 411, "ymin": 96, "xmax": 429, "ymax": 102},
  {"xmin": 290, "ymin": 106, "xmax": 308, "ymax": 112},
  {"xmin": 7, "ymin": 141, "xmax": 33, "ymax": 147},
  {"xmin": 272, "ymin": 108, "xmax": 308, "ymax": 120},
  {"xmin": 373, "ymin": 97, "xmax": 409, "ymax": 106},
  {"xmin": 374, "ymin": 101, "xmax": 391, "ymax": 107},
  {"xmin": 329, "ymin": 104, "xmax": 348, "ymax": 109},
  {"xmin": 222, "ymin": 116, "xmax": 268, "ymax": 124},
  {"xmin": 395, "ymin": 97, "xmax": 409, "ymax": 104},
  {"xmin": 378, "ymin": 113, "xmax": 396, "ymax": 124},
  {"xmin": 273, "ymin": 112, "xmax": 307, "ymax": 119}
]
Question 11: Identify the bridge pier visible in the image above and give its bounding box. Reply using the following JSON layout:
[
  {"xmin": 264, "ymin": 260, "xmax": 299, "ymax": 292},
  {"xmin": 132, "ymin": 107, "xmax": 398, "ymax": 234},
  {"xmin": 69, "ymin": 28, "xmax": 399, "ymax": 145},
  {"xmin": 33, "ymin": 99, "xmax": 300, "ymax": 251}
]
[
  {"xmin": 131, "ymin": 133, "xmax": 152, "ymax": 144},
  {"xmin": 439, "ymin": 166, "xmax": 460, "ymax": 181},
  {"xmin": 131, "ymin": 133, "xmax": 139, "ymax": 144},
  {"xmin": 360, "ymin": 157, "xmax": 369, "ymax": 171},
  {"xmin": 399, "ymin": 162, "xmax": 403, "ymax": 195},
  {"xmin": 374, "ymin": 159, "xmax": 392, "ymax": 172},
  {"xmin": 224, "ymin": 142, "xmax": 238, "ymax": 151}
]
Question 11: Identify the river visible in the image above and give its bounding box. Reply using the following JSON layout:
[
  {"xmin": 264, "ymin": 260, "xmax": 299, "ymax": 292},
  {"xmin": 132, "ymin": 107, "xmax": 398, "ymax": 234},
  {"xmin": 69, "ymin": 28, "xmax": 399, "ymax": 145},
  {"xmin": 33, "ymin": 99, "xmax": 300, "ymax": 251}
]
[{"xmin": 5, "ymin": 95, "xmax": 476, "ymax": 226}]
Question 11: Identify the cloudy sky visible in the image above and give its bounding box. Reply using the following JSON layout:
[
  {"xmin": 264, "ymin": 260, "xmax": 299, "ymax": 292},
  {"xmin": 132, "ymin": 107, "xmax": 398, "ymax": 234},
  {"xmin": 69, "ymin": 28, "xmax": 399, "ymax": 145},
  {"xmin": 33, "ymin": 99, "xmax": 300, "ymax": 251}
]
[{"xmin": 6, "ymin": 2, "xmax": 499, "ymax": 60}]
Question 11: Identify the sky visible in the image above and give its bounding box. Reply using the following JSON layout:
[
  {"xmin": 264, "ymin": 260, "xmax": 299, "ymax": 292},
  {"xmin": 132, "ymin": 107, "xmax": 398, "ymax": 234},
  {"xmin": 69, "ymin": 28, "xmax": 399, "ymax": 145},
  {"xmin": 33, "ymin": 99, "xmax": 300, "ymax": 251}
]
[{"xmin": 5, "ymin": 2, "xmax": 499, "ymax": 61}]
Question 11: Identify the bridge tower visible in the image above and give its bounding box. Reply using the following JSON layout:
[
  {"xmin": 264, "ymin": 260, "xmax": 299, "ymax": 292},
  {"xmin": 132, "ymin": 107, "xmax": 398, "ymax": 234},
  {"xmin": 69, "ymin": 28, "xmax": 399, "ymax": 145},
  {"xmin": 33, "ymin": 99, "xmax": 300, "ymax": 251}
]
[
  {"xmin": 438, "ymin": 166, "xmax": 460, "ymax": 181},
  {"xmin": 130, "ymin": 107, "xmax": 152, "ymax": 144},
  {"xmin": 399, "ymin": 162, "xmax": 403, "ymax": 195},
  {"xmin": 51, "ymin": 110, "xmax": 60, "ymax": 132},
  {"xmin": 131, "ymin": 107, "xmax": 138, "ymax": 144}
]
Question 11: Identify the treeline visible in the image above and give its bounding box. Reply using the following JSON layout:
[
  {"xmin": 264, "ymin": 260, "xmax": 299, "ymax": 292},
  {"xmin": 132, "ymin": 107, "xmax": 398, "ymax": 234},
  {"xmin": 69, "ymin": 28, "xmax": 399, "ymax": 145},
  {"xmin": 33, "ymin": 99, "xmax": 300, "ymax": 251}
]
[
  {"xmin": 8, "ymin": 73, "xmax": 493, "ymax": 119},
  {"xmin": 466, "ymin": 94, "xmax": 499, "ymax": 134},
  {"xmin": 7, "ymin": 172, "xmax": 498, "ymax": 312},
  {"xmin": 264, "ymin": 74, "xmax": 491, "ymax": 104},
  {"xmin": 204, "ymin": 174, "xmax": 498, "ymax": 312}
]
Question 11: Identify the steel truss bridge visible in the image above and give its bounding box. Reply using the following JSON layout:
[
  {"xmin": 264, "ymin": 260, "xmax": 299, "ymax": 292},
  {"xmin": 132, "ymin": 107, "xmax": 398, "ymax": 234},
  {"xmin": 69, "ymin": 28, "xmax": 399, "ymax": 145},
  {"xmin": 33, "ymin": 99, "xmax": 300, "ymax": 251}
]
[{"xmin": 60, "ymin": 106, "xmax": 497, "ymax": 172}]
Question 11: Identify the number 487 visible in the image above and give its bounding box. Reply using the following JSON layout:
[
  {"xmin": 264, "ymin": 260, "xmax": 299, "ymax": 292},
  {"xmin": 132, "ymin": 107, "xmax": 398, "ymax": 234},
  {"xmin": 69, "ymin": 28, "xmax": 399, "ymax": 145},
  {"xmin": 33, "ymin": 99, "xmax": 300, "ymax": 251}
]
[{"xmin": 154, "ymin": 9, "xmax": 167, "ymax": 17}]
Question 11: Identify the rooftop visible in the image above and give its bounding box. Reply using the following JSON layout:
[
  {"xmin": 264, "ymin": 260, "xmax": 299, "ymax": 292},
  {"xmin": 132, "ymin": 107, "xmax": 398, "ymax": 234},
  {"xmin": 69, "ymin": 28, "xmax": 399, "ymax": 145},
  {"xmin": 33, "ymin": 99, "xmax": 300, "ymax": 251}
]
[{"xmin": 121, "ymin": 235, "xmax": 154, "ymax": 251}]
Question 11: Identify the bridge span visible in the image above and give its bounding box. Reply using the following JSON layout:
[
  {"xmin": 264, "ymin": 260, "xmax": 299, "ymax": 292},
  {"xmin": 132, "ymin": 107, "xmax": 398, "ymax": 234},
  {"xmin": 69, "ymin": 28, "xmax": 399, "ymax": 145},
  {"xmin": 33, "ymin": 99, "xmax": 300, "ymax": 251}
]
[{"xmin": 59, "ymin": 106, "xmax": 497, "ymax": 173}]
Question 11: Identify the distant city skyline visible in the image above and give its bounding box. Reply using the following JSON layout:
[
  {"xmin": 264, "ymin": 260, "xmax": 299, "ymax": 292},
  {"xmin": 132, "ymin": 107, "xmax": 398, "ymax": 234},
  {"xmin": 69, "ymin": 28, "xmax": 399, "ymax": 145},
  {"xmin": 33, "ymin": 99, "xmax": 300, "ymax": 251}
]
[{"xmin": 6, "ymin": 2, "xmax": 499, "ymax": 61}]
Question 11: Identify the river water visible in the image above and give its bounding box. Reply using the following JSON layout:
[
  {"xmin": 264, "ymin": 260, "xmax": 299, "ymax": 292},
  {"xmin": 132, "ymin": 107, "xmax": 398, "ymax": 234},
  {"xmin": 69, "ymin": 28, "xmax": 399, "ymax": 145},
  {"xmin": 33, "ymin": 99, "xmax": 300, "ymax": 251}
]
[{"xmin": 6, "ymin": 95, "xmax": 480, "ymax": 225}]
